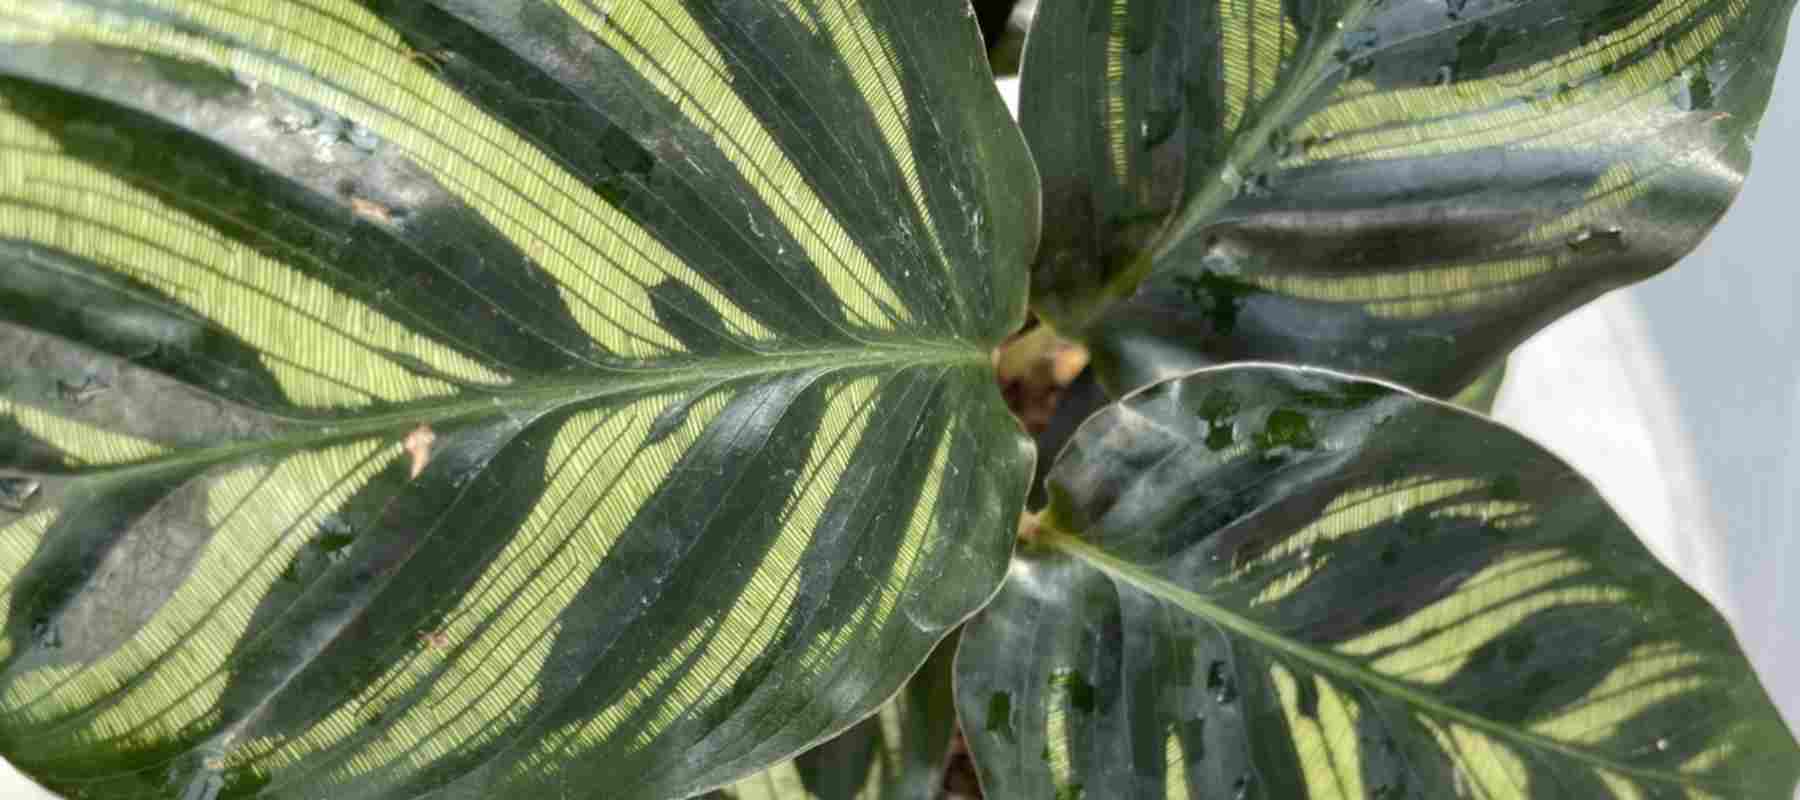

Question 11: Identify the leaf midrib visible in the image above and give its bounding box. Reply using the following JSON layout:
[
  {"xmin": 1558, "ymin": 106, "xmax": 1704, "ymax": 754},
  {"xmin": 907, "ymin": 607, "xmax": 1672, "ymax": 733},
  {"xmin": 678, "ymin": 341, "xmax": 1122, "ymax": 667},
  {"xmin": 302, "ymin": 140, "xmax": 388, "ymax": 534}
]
[
  {"xmin": 1038, "ymin": 525, "xmax": 1721, "ymax": 791},
  {"xmin": 1100, "ymin": 0, "xmax": 1379, "ymax": 311},
  {"xmin": 74, "ymin": 344, "xmax": 988, "ymax": 481}
]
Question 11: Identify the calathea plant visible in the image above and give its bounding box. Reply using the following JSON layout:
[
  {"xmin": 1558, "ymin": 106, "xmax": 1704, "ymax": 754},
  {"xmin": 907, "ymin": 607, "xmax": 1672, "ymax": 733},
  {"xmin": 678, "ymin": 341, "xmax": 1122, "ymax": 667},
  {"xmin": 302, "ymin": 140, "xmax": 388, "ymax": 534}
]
[{"xmin": 0, "ymin": 1, "xmax": 1792, "ymax": 799}]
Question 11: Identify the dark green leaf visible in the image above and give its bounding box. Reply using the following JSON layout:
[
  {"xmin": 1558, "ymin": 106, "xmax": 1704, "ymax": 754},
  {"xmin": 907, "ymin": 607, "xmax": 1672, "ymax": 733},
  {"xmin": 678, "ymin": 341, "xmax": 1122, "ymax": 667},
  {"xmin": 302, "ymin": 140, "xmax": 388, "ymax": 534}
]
[
  {"xmin": 1023, "ymin": 0, "xmax": 1798, "ymax": 397},
  {"xmin": 0, "ymin": 2, "xmax": 1037, "ymax": 798},
  {"xmin": 712, "ymin": 630, "xmax": 961, "ymax": 800},
  {"xmin": 958, "ymin": 365, "xmax": 1799, "ymax": 798}
]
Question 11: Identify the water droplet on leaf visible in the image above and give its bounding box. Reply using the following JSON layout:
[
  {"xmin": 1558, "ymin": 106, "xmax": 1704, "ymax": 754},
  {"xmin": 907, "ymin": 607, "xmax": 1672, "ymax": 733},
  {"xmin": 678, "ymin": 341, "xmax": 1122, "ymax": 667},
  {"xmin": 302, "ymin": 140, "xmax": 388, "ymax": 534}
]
[
  {"xmin": 0, "ymin": 476, "xmax": 41, "ymax": 512},
  {"xmin": 345, "ymin": 123, "xmax": 379, "ymax": 152},
  {"xmin": 315, "ymin": 514, "xmax": 356, "ymax": 555},
  {"xmin": 1242, "ymin": 172, "xmax": 1273, "ymax": 197},
  {"xmin": 986, "ymin": 692, "xmax": 1015, "ymax": 740},
  {"xmin": 1676, "ymin": 67, "xmax": 1714, "ymax": 111},
  {"xmin": 1566, "ymin": 227, "xmax": 1626, "ymax": 254},
  {"xmin": 31, "ymin": 618, "xmax": 60, "ymax": 650},
  {"xmin": 273, "ymin": 107, "xmax": 318, "ymax": 133},
  {"xmin": 1255, "ymin": 409, "xmax": 1316, "ymax": 452},
  {"xmin": 56, "ymin": 376, "xmax": 109, "ymax": 406},
  {"xmin": 1232, "ymin": 774, "xmax": 1254, "ymax": 799},
  {"xmin": 1049, "ymin": 668, "xmax": 1098, "ymax": 713},
  {"xmin": 1342, "ymin": 27, "xmax": 1380, "ymax": 52},
  {"xmin": 1206, "ymin": 660, "xmax": 1238, "ymax": 704}
]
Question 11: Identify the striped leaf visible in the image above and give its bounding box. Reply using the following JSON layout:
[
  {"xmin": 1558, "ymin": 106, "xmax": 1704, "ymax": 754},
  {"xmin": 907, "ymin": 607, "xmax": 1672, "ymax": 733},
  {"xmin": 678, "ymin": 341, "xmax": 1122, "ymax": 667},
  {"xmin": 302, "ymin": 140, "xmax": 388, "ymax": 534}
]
[
  {"xmin": 1448, "ymin": 359, "xmax": 1507, "ymax": 414},
  {"xmin": 711, "ymin": 630, "xmax": 960, "ymax": 800},
  {"xmin": 957, "ymin": 366, "xmax": 1799, "ymax": 799},
  {"xmin": 1022, "ymin": 0, "xmax": 1799, "ymax": 397},
  {"xmin": 0, "ymin": 2, "xmax": 1036, "ymax": 798}
]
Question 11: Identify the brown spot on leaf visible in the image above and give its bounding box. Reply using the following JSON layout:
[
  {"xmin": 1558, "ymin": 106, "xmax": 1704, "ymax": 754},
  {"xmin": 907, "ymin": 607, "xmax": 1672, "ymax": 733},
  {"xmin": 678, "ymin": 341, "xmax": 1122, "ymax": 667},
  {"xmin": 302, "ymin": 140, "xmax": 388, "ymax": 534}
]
[
  {"xmin": 404, "ymin": 424, "xmax": 436, "ymax": 480},
  {"xmin": 350, "ymin": 196, "xmax": 396, "ymax": 225}
]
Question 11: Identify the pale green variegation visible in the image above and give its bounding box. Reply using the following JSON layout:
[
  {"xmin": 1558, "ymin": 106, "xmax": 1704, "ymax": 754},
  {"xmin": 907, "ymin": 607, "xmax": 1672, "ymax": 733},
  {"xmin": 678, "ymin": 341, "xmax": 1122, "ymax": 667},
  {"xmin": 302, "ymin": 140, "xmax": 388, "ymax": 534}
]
[
  {"xmin": 3, "ymin": 1, "xmax": 1796, "ymax": 799},
  {"xmin": 711, "ymin": 632, "xmax": 959, "ymax": 800},
  {"xmin": 1023, "ymin": 0, "xmax": 1799, "ymax": 398},
  {"xmin": 0, "ymin": 2, "xmax": 1035, "ymax": 798},
  {"xmin": 958, "ymin": 366, "xmax": 1800, "ymax": 799}
]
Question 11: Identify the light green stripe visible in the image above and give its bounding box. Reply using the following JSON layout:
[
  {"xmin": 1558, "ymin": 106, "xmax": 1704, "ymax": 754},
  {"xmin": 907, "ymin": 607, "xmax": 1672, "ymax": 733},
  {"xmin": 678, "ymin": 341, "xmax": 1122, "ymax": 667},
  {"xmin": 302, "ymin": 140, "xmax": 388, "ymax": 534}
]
[{"xmin": 1039, "ymin": 526, "xmax": 1712, "ymax": 789}]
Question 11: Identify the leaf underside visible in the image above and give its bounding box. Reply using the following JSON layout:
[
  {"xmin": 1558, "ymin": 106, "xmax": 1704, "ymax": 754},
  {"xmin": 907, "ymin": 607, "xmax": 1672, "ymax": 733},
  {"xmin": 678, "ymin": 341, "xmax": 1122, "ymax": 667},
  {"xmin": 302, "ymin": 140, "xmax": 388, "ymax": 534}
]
[
  {"xmin": 0, "ymin": 2, "xmax": 1037, "ymax": 798},
  {"xmin": 1023, "ymin": 0, "xmax": 1799, "ymax": 397},
  {"xmin": 957, "ymin": 365, "xmax": 1800, "ymax": 799}
]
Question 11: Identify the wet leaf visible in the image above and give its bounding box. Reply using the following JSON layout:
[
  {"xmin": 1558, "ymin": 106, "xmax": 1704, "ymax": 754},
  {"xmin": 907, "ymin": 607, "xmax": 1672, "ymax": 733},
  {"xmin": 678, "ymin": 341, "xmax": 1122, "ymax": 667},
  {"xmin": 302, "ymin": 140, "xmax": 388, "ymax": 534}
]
[
  {"xmin": 711, "ymin": 631, "xmax": 961, "ymax": 800},
  {"xmin": 958, "ymin": 365, "xmax": 1799, "ymax": 798},
  {"xmin": 1023, "ymin": 0, "xmax": 1798, "ymax": 397},
  {"xmin": 0, "ymin": 2, "xmax": 1035, "ymax": 797}
]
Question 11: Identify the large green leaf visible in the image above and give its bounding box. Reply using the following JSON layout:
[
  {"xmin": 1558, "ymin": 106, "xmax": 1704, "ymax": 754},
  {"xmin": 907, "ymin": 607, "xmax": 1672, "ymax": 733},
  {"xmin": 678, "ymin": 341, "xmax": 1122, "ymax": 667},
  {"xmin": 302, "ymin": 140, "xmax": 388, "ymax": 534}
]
[
  {"xmin": 0, "ymin": 2, "xmax": 1037, "ymax": 798},
  {"xmin": 957, "ymin": 365, "xmax": 1799, "ymax": 798},
  {"xmin": 1022, "ymin": 0, "xmax": 1798, "ymax": 397},
  {"xmin": 711, "ymin": 630, "xmax": 961, "ymax": 800}
]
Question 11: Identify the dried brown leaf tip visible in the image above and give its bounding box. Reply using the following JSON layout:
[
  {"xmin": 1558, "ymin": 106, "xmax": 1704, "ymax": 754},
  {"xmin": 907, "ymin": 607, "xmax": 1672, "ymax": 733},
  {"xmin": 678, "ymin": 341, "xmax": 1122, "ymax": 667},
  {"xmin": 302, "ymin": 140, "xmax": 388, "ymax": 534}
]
[{"xmin": 403, "ymin": 424, "xmax": 436, "ymax": 480}]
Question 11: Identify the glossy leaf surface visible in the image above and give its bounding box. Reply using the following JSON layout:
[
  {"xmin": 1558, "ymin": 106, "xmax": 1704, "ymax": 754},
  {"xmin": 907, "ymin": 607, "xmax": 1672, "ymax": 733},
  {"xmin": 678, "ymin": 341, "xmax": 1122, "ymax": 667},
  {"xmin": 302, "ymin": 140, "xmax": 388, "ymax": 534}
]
[
  {"xmin": 711, "ymin": 631, "xmax": 960, "ymax": 800},
  {"xmin": 1023, "ymin": 0, "xmax": 1798, "ymax": 397},
  {"xmin": 0, "ymin": 1, "xmax": 1036, "ymax": 797},
  {"xmin": 1448, "ymin": 359, "xmax": 1507, "ymax": 414},
  {"xmin": 958, "ymin": 365, "xmax": 1799, "ymax": 798}
]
